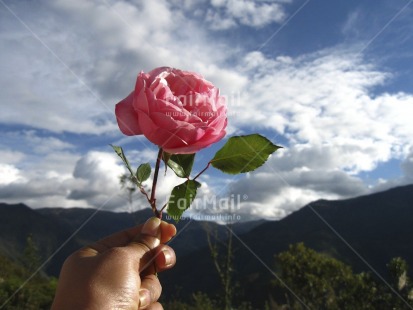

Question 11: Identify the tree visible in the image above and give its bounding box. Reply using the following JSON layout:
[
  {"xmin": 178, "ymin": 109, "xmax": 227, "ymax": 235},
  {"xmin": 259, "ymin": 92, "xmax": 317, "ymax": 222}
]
[
  {"xmin": 206, "ymin": 224, "xmax": 234, "ymax": 310},
  {"xmin": 386, "ymin": 257, "xmax": 413, "ymax": 308},
  {"xmin": 272, "ymin": 243, "xmax": 396, "ymax": 309},
  {"xmin": 119, "ymin": 173, "xmax": 137, "ymax": 212},
  {"xmin": 0, "ymin": 255, "xmax": 57, "ymax": 310},
  {"xmin": 23, "ymin": 235, "xmax": 41, "ymax": 274}
]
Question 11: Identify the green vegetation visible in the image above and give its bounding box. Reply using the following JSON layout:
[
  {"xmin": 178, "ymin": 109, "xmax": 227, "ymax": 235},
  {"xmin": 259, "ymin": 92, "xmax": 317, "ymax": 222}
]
[
  {"xmin": 0, "ymin": 255, "xmax": 57, "ymax": 310},
  {"xmin": 1, "ymin": 241, "xmax": 412, "ymax": 309},
  {"xmin": 0, "ymin": 236, "xmax": 57, "ymax": 309},
  {"xmin": 272, "ymin": 243, "xmax": 413, "ymax": 309},
  {"xmin": 163, "ymin": 292, "xmax": 255, "ymax": 310}
]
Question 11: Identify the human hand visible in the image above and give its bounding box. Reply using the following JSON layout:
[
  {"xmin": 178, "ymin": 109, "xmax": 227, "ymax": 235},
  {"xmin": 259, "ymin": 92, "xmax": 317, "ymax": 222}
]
[{"xmin": 51, "ymin": 217, "xmax": 176, "ymax": 310}]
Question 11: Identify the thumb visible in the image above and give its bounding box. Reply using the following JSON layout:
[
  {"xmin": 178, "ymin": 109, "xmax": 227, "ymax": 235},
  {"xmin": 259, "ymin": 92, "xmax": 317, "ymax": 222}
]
[{"xmin": 129, "ymin": 217, "xmax": 162, "ymax": 258}]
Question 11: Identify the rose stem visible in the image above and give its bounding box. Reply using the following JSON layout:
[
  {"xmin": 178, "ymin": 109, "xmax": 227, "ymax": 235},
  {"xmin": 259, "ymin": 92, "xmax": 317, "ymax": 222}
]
[
  {"xmin": 151, "ymin": 147, "xmax": 164, "ymax": 218},
  {"xmin": 193, "ymin": 161, "xmax": 211, "ymax": 181},
  {"xmin": 159, "ymin": 203, "xmax": 168, "ymax": 214}
]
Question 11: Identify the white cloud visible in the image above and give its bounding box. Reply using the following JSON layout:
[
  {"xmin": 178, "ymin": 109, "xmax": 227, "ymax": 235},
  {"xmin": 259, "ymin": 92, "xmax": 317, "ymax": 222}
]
[
  {"xmin": 0, "ymin": 130, "xmax": 77, "ymax": 177},
  {"xmin": 341, "ymin": 9, "xmax": 363, "ymax": 38},
  {"xmin": 0, "ymin": 149, "xmax": 25, "ymax": 164},
  {"xmin": 0, "ymin": 127, "xmax": 210, "ymax": 213},
  {"xmin": 206, "ymin": 0, "xmax": 289, "ymax": 30},
  {"xmin": 19, "ymin": 130, "xmax": 74, "ymax": 154},
  {"xmin": 0, "ymin": 149, "xmax": 81, "ymax": 208},
  {"xmin": 1, "ymin": 0, "xmax": 412, "ymax": 221},
  {"xmin": 68, "ymin": 151, "xmax": 126, "ymax": 209},
  {"xmin": 169, "ymin": 0, "xmax": 199, "ymax": 10},
  {"xmin": 0, "ymin": 165, "xmax": 79, "ymax": 211},
  {"xmin": 401, "ymin": 148, "xmax": 413, "ymax": 181},
  {"xmin": 0, "ymin": 164, "xmax": 25, "ymax": 185},
  {"xmin": 0, "ymin": 149, "xmax": 133, "ymax": 210},
  {"xmin": 236, "ymin": 187, "xmax": 327, "ymax": 220},
  {"xmin": 0, "ymin": 0, "xmax": 243, "ymax": 135},
  {"xmin": 373, "ymin": 147, "xmax": 413, "ymax": 192},
  {"xmin": 234, "ymin": 49, "xmax": 413, "ymax": 173},
  {"xmin": 224, "ymin": 153, "xmax": 368, "ymax": 220},
  {"xmin": 201, "ymin": 48, "xmax": 413, "ymax": 220}
]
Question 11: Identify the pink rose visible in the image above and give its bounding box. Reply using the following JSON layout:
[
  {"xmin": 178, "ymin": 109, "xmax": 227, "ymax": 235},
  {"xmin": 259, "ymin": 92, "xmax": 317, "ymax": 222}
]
[{"xmin": 115, "ymin": 67, "xmax": 227, "ymax": 154}]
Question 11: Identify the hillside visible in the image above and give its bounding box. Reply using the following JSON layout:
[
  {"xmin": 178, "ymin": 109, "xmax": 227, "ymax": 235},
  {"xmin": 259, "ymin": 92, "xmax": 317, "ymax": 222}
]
[
  {"xmin": 1, "ymin": 184, "xmax": 413, "ymax": 306},
  {"xmin": 160, "ymin": 184, "xmax": 413, "ymax": 304},
  {"xmin": 0, "ymin": 203, "xmax": 261, "ymax": 276}
]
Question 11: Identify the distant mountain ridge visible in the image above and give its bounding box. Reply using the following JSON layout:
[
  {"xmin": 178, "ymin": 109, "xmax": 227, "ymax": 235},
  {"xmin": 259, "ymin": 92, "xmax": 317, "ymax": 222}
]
[
  {"xmin": 160, "ymin": 184, "xmax": 413, "ymax": 303},
  {"xmin": 243, "ymin": 183, "xmax": 413, "ymax": 273},
  {"xmin": 1, "ymin": 184, "xmax": 413, "ymax": 305},
  {"xmin": 0, "ymin": 203, "xmax": 263, "ymax": 276}
]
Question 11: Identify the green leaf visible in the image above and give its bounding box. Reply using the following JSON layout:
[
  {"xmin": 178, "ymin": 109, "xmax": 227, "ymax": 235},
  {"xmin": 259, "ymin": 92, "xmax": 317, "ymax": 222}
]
[
  {"xmin": 210, "ymin": 134, "xmax": 282, "ymax": 174},
  {"xmin": 136, "ymin": 163, "xmax": 151, "ymax": 183},
  {"xmin": 162, "ymin": 152, "xmax": 172, "ymax": 175},
  {"xmin": 167, "ymin": 153, "xmax": 196, "ymax": 178},
  {"xmin": 111, "ymin": 145, "xmax": 133, "ymax": 174},
  {"xmin": 167, "ymin": 180, "xmax": 201, "ymax": 222},
  {"xmin": 162, "ymin": 152, "xmax": 172, "ymax": 165}
]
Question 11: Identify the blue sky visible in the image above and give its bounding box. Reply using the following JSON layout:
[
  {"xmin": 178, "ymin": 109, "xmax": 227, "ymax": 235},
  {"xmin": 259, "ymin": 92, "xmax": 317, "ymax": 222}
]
[{"xmin": 1, "ymin": 0, "xmax": 413, "ymax": 221}]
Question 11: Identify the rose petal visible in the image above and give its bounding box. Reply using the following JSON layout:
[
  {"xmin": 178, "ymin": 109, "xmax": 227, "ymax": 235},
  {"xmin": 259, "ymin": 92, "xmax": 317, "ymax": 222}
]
[
  {"xmin": 166, "ymin": 74, "xmax": 192, "ymax": 95},
  {"xmin": 200, "ymin": 128, "xmax": 226, "ymax": 145},
  {"xmin": 208, "ymin": 113, "xmax": 227, "ymax": 133},
  {"xmin": 195, "ymin": 103, "xmax": 219, "ymax": 122},
  {"xmin": 115, "ymin": 91, "xmax": 143, "ymax": 135},
  {"xmin": 135, "ymin": 71, "xmax": 149, "ymax": 94},
  {"xmin": 118, "ymin": 67, "xmax": 227, "ymax": 153},
  {"xmin": 134, "ymin": 86, "xmax": 150, "ymax": 114},
  {"xmin": 139, "ymin": 113, "xmax": 190, "ymax": 150},
  {"xmin": 165, "ymin": 144, "xmax": 204, "ymax": 154},
  {"xmin": 147, "ymin": 67, "xmax": 172, "ymax": 84},
  {"xmin": 153, "ymin": 99, "xmax": 183, "ymax": 115},
  {"xmin": 150, "ymin": 112, "xmax": 183, "ymax": 131},
  {"xmin": 165, "ymin": 129, "xmax": 225, "ymax": 154},
  {"xmin": 186, "ymin": 113, "xmax": 203, "ymax": 124},
  {"xmin": 173, "ymin": 125, "xmax": 206, "ymax": 143},
  {"xmin": 160, "ymin": 104, "xmax": 185, "ymax": 115},
  {"xmin": 173, "ymin": 126, "xmax": 226, "ymax": 153},
  {"xmin": 216, "ymin": 93, "xmax": 226, "ymax": 110},
  {"xmin": 181, "ymin": 93, "xmax": 208, "ymax": 112},
  {"xmin": 151, "ymin": 77, "xmax": 175, "ymax": 101}
]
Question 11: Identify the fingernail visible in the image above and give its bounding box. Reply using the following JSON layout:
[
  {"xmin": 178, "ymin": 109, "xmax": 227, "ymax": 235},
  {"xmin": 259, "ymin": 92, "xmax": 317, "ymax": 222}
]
[
  {"xmin": 141, "ymin": 217, "xmax": 161, "ymax": 237},
  {"xmin": 139, "ymin": 288, "xmax": 151, "ymax": 308},
  {"xmin": 162, "ymin": 248, "xmax": 173, "ymax": 267}
]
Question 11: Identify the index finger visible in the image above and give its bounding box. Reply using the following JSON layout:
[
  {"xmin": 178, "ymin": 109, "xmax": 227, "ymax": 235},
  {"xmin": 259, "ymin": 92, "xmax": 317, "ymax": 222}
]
[{"xmin": 81, "ymin": 220, "xmax": 176, "ymax": 256}]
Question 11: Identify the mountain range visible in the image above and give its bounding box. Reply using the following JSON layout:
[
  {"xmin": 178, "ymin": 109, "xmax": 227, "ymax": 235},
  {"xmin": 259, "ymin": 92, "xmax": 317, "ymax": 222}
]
[{"xmin": 1, "ymin": 183, "xmax": 413, "ymax": 305}]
